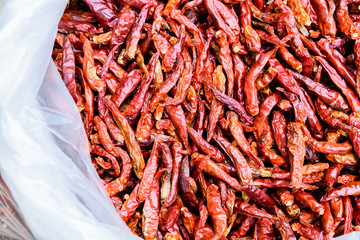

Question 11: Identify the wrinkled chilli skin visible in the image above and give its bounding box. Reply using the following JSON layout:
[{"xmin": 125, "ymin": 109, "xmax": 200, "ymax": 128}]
[{"xmin": 55, "ymin": 0, "xmax": 360, "ymax": 238}]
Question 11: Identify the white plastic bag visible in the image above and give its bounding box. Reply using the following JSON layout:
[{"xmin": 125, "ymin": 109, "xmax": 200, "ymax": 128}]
[{"xmin": 0, "ymin": 1, "xmax": 140, "ymax": 239}]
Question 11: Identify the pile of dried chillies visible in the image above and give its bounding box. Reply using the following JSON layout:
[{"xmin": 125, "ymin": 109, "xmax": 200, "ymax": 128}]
[{"xmin": 53, "ymin": 0, "xmax": 360, "ymax": 238}]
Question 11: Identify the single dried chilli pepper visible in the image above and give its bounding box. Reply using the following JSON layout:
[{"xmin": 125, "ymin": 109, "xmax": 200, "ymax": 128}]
[
  {"xmin": 142, "ymin": 169, "xmax": 165, "ymax": 240},
  {"xmin": 83, "ymin": 0, "xmax": 118, "ymax": 29},
  {"xmin": 317, "ymin": 38, "xmax": 356, "ymax": 89},
  {"xmin": 213, "ymin": 134, "xmax": 253, "ymax": 185},
  {"xmin": 338, "ymin": 174, "xmax": 358, "ymax": 184},
  {"xmin": 165, "ymin": 104, "xmax": 190, "ymax": 152},
  {"xmin": 348, "ymin": 112, "xmax": 360, "ymax": 158},
  {"xmin": 289, "ymin": 69, "xmax": 350, "ymax": 111},
  {"xmin": 206, "ymin": 184, "xmax": 227, "ymax": 239},
  {"xmin": 81, "ymin": 35, "xmax": 103, "ymax": 92},
  {"xmin": 211, "ymin": 87, "xmax": 254, "ymax": 125},
  {"xmin": 254, "ymin": 29, "xmax": 288, "ymax": 47},
  {"xmin": 278, "ymin": 47, "xmax": 303, "ymax": 72},
  {"xmin": 124, "ymin": 4, "xmax": 150, "ymax": 60},
  {"xmin": 302, "ymin": 163, "xmax": 329, "ymax": 175},
  {"xmin": 320, "ymin": 201, "xmax": 335, "ymax": 235},
  {"xmin": 94, "ymin": 156, "xmax": 111, "ymax": 169},
  {"xmin": 255, "ymin": 217, "xmax": 275, "ymax": 239},
  {"xmin": 159, "ymin": 142, "xmax": 172, "ymax": 203},
  {"xmin": 136, "ymin": 139, "xmax": 160, "ymax": 202},
  {"xmin": 187, "ymin": 127, "xmax": 225, "ymax": 163},
  {"xmin": 164, "ymin": 197, "xmax": 182, "ymax": 229},
  {"xmin": 58, "ymin": 19, "xmax": 97, "ymax": 37},
  {"xmin": 330, "ymin": 197, "xmax": 344, "ymax": 229},
  {"xmin": 253, "ymin": 91, "xmax": 283, "ymax": 136},
  {"xmin": 291, "ymin": 222, "xmax": 325, "ymax": 240},
  {"xmin": 225, "ymin": 188, "xmax": 236, "ymax": 218},
  {"xmin": 244, "ymin": 47, "xmax": 277, "ymax": 116},
  {"xmin": 287, "ymin": 0, "xmax": 311, "ymax": 26},
  {"xmin": 240, "ymin": 185, "xmax": 276, "ymax": 213},
  {"xmin": 162, "ymin": 141, "xmax": 183, "ymax": 209},
  {"xmin": 181, "ymin": 207, "xmax": 196, "ymax": 236},
  {"xmin": 162, "ymin": 25, "xmax": 185, "ymax": 72},
  {"xmin": 169, "ymin": 9, "xmax": 205, "ymax": 53},
  {"xmin": 193, "ymin": 200, "xmax": 209, "ymax": 240},
  {"xmin": 62, "ymin": 36, "xmax": 84, "ymax": 111},
  {"xmin": 321, "ymin": 181, "xmax": 360, "ymax": 201},
  {"xmin": 96, "ymin": 64, "xmax": 119, "ymax": 95},
  {"xmin": 215, "ymin": 31, "xmax": 235, "ymax": 97},
  {"xmin": 315, "ymin": 98, "xmax": 358, "ymax": 133},
  {"xmin": 149, "ymin": 56, "xmax": 184, "ymax": 112},
  {"xmin": 152, "ymin": 34, "xmax": 171, "ymax": 57},
  {"xmin": 303, "ymin": 172, "xmax": 324, "ymax": 184},
  {"xmin": 287, "ymin": 122, "xmax": 306, "ymax": 189},
  {"xmin": 299, "ymin": 209, "xmax": 317, "ymax": 227},
  {"xmin": 76, "ymin": 67, "xmax": 94, "ymax": 137},
  {"xmin": 119, "ymin": 184, "xmax": 141, "ymax": 223},
  {"xmin": 326, "ymin": 152, "xmax": 359, "ymax": 165},
  {"xmin": 123, "ymin": 52, "xmax": 160, "ymax": 120},
  {"xmin": 166, "ymin": 17, "xmax": 195, "ymax": 48},
  {"xmin": 227, "ymin": 111, "xmax": 264, "ymax": 167},
  {"xmin": 299, "ymin": 89, "xmax": 323, "ymax": 139},
  {"xmin": 353, "ymin": 197, "xmax": 360, "ymax": 226},
  {"xmin": 61, "ymin": 10, "xmax": 97, "ymax": 23},
  {"xmin": 271, "ymin": 111, "xmax": 288, "ymax": 159},
  {"xmin": 294, "ymin": 190, "xmax": 325, "ymax": 215},
  {"xmin": 274, "ymin": 206, "xmax": 297, "ymax": 240},
  {"xmin": 299, "ymin": 35, "xmax": 323, "ymax": 56},
  {"xmin": 112, "ymin": 69, "xmax": 142, "ymax": 108},
  {"xmin": 234, "ymin": 200, "xmax": 277, "ymax": 220},
  {"xmin": 93, "ymin": 49, "xmax": 126, "ymax": 81},
  {"xmin": 165, "ymin": 48, "xmax": 193, "ymax": 106},
  {"xmin": 179, "ymin": 156, "xmax": 199, "ymax": 210},
  {"xmin": 193, "ymin": 34, "xmax": 214, "ymax": 91},
  {"xmin": 93, "ymin": 31, "xmax": 112, "ymax": 45},
  {"xmin": 302, "ymin": 126, "xmax": 353, "ymax": 155},
  {"xmin": 355, "ymin": 39, "xmax": 360, "ymax": 98},
  {"xmin": 257, "ymin": 119, "xmax": 287, "ymax": 166},
  {"xmin": 105, "ymin": 147, "xmax": 132, "ymax": 196},
  {"xmin": 301, "ymin": 0, "xmax": 318, "ymax": 25},
  {"xmin": 274, "ymin": 0, "xmax": 313, "ymax": 77},
  {"xmin": 192, "ymin": 153, "xmax": 242, "ymax": 191},
  {"xmin": 277, "ymin": 87, "xmax": 307, "ymax": 123},
  {"xmin": 343, "ymin": 196, "xmax": 353, "ymax": 234},
  {"xmin": 135, "ymin": 105, "xmax": 154, "ymax": 142},
  {"xmin": 163, "ymin": 0, "xmax": 181, "ymax": 17},
  {"xmin": 309, "ymin": 0, "xmax": 336, "ymax": 39},
  {"xmin": 249, "ymin": 4, "xmax": 283, "ymax": 24},
  {"xmin": 268, "ymin": 57, "xmax": 301, "ymax": 95},
  {"xmin": 94, "ymin": 116, "xmax": 119, "ymax": 158},
  {"xmin": 207, "ymin": 65, "xmax": 226, "ymax": 141},
  {"xmin": 277, "ymin": 188, "xmax": 295, "ymax": 207},
  {"xmin": 256, "ymin": 67, "xmax": 278, "ymax": 90},
  {"xmin": 103, "ymin": 98, "xmax": 145, "ymax": 179},
  {"xmin": 240, "ymin": 1, "xmax": 261, "ymax": 53},
  {"xmin": 232, "ymin": 216, "xmax": 255, "ymax": 238},
  {"xmin": 337, "ymin": 0, "xmax": 360, "ymax": 39},
  {"xmin": 164, "ymin": 223, "xmax": 184, "ymax": 239},
  {"xmin": 254, "ymin": 178, "xmax": 318, "ymax": 190},
  {"xmin": 152, "ymin": 3, "xmax": 165, "ymax": 32}
]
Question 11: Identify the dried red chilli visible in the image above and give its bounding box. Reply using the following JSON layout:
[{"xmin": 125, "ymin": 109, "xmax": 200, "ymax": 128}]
[{"xmin": 56, "ymin": 1, "xmax": 360, "ymax": 238}]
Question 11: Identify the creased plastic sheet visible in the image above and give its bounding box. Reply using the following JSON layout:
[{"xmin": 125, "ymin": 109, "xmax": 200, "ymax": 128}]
[{"xmin": 0, "ymin": 0, "xmax": 139, "ymax": 239}]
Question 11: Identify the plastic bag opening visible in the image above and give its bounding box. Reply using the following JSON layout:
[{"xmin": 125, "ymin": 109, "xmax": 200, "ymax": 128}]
[{"xmin": 0, "ymin": 1, "xmax": 139, "ymax": 239}]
